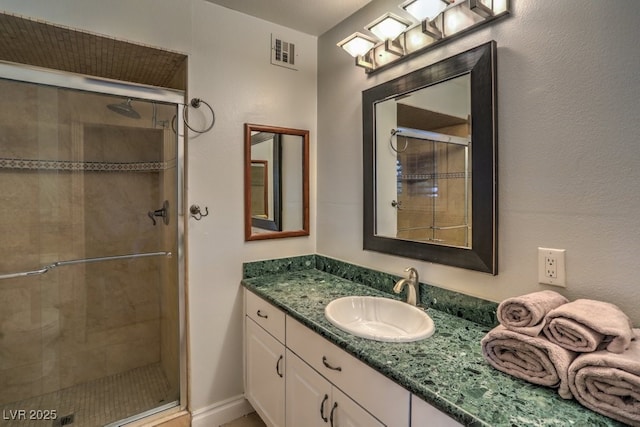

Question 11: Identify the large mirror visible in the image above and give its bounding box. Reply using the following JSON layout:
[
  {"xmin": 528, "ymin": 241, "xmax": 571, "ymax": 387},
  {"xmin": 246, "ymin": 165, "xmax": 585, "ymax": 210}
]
[
  {"xmin": 244, "ymin": 123, "xmax": 309, "ymax": 240},
  {"xmin": 363, "ymin": 41, "xmax": 497, "ymax": 274}
]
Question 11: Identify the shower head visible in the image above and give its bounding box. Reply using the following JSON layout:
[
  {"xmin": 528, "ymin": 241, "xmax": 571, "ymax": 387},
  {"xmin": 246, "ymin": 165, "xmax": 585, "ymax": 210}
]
[{"xmin": 107, "ymin": 98, "xmax": 141, "ymax": 119}]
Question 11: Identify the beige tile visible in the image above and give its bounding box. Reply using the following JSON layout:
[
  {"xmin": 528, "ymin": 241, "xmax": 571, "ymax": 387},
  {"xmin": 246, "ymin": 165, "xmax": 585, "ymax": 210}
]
[
  {"xmin": 0, "ymin": 307, "xmax": 60, "ymax": 370},
  {"xmin": 0, "ymin": 172, "xmax": 40, "ymax": 225},
  {"xmin": 85, "ymin": 319, "xmax": 160, "ymax": 349},
  {"xmin": 0, "ymin": 361, "xmax": 44, "ymax": 404},
  {"xmin": 106, "ymin": 338, "xmax": 160, "ymax": 375},
  {"xmin": 42, "ymin": 347, "xmax": 108, "ymax": 393},
  {"xmin": 222, "ymin": 412, "xmax": 267, "ymax": 427}
]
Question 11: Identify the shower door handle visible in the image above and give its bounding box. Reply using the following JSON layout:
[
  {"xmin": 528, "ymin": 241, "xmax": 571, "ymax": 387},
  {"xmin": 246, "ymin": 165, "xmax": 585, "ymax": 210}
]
[{"xmin": 0, "ymin": 251, "xmax": 172, "ymax": 281}]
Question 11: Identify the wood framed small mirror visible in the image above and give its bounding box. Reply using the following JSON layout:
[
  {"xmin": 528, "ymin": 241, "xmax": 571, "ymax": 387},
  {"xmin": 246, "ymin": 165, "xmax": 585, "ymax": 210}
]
[{"xmin": 244, "ymin": 123, "xmax": 310, "ymax": 240}]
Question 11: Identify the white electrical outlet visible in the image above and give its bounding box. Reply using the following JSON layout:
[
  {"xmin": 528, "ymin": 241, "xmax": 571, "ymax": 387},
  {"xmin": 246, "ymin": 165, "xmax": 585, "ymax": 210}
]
[{"xmin": 538, "ymin": 248, "xmax": 566, "ymax": 287}]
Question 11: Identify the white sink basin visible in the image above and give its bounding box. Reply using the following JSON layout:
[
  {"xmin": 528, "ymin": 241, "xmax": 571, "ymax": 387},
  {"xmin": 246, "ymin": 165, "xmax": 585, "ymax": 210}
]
[{"xmin": 324, "ymin": 296, "xmax": 435, "ymax": 342}]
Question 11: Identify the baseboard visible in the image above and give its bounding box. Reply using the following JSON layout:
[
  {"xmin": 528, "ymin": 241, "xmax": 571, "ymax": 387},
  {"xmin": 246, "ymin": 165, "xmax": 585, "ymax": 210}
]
[{"xmin": 191, "ymin": 395, "xmax": 254, "ymax": 427}]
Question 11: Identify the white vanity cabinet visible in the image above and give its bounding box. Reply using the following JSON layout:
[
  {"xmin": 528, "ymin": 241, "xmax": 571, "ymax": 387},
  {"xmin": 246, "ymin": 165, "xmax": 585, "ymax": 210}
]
[
  {"xmin": 245, "ymin": 292, "xmax": 286, "ymax": 427},
  {"xmin": 244, "ymin": 289, "xmax": 457, "ymax": 427},
  {"xmin": 286, "ymin": 349, "xmax": 383, "ymax": 427},
  {"xmin": 411, "ymin": 395, "xmax": 463, "ymax": 427}
]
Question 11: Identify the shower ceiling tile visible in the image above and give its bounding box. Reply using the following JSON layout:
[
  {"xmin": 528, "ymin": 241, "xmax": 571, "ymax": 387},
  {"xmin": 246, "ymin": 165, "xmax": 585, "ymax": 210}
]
[{"xmin": 0, "ymin": 12, "xmax": 187, "ymax": 90}]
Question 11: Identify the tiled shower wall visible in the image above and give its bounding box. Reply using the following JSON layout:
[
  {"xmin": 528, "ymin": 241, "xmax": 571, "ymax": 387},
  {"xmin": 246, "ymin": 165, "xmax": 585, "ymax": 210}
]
[{"xmin": 0, "ymin": 79, "xmax": 179, "ymax": 404}]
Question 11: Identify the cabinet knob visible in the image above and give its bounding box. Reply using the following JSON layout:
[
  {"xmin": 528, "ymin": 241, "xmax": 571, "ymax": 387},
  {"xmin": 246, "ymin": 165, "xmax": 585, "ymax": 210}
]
[
  {"xmin": 257, "ymin": 310, "xmax": 268, "ymax": 319},
  {"xmin": 322, "ymin": 356, "xmax": 342, "ymax": 372}
]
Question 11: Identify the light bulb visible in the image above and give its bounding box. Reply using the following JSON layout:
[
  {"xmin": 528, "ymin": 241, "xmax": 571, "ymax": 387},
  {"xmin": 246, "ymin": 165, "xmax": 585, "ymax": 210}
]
[
  {"xmin": 337, "ymin": 33, "xmax": 376, "ymax": 57},
  {"xmin": 366, "ymin": 13, "xmax": 410, "ymax": 41}
]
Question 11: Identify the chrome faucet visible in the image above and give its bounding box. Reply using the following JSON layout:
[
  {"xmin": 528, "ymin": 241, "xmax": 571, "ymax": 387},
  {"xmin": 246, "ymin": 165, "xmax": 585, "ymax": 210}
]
[{"xmin": 393, "ymin": 267, "xmax": 420, "ymax": 306}]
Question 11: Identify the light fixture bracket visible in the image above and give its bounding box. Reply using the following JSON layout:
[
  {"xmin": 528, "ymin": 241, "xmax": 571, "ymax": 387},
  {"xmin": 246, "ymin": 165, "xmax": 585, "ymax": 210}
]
[
  {"xmin": 384, "ymin": 38, "xmax": 405, "ymax": 57},
  {"xmin": 422, "ymin": 17, "xmax": 443, "ymax": 40},
  {"xmin": 468, "ymin": 0, "xmax": 494, "ymax": 18},
  {"xmin": 355, "ymin": 52, "xmax": 375, "ymax": 70}
]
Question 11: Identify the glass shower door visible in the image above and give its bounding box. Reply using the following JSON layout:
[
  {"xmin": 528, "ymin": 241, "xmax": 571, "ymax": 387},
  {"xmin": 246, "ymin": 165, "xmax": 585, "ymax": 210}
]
[{"xmin": 0, "ymin": 76, "xmax": 181, "ymax": 426}]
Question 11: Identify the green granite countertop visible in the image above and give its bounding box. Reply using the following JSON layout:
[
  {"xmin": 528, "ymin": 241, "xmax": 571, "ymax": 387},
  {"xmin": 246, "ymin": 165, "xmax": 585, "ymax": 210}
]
[{"xmin": 241, "ymin": 259, "xmax": 623, "ymax": 427}]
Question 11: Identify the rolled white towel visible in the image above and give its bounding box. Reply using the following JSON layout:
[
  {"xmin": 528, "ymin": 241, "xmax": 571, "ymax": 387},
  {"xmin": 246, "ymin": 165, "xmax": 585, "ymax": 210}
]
[
  {"xmin": 544, "ymin": 299, "xmax": 634, "ymax": 353},
  {"xmin": 497, "ymin": 290, "xmax": 568, "ymax": 336},
  {"xmin": 568, "ymin": 329, "xmax": 640, "ymax": 426},
  {"xmin": 481, "ymin": 325, "xmax": 577, "ymax": 399}
]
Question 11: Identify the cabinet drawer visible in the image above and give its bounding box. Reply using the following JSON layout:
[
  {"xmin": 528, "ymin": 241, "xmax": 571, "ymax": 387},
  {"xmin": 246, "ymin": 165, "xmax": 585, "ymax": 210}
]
[
  {"xmin": 245, "ymin": 290, "xmax": 286, "ymax": 343},
  {"xmin": 287, "ymin": 316, "xmax": 410, "ymax": 427}
]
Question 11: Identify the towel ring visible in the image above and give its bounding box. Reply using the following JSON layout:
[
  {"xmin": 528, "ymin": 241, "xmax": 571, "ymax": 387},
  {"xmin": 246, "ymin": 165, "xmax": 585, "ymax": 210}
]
[
  {"xmin": 183, "ymin": 98, "xmax": 215, "ymax": 134},
  {"xmin": 390, "ymin": 129, "xmax": 408, "ymax": 153}
]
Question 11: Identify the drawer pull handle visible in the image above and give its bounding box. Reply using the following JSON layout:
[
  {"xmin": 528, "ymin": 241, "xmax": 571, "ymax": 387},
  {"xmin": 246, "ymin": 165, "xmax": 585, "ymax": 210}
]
[
  {"xmin": 329, "ymin": 402, "xmax": 338, "ymax": 427},
  {"xmin": 322, "ymin": 356, "xmax": 342, "ymax": 372},
  {"xmin": 320, "ymin": 394, "xmax": 329, "ymax": 422},
  {"xmin": 256, "ymin": 310, "xmax": 268, "ymax": 319},
  {"xmin": 276, "ymin": 355, "xmax": 284, "ymax": 378}
]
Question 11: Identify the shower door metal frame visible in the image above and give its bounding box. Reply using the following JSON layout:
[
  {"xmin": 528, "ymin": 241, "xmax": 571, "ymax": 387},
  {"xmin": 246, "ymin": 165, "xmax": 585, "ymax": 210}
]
[{"xmin": 0, "ymin": 60, "xmax": 189, "ymax": 421}]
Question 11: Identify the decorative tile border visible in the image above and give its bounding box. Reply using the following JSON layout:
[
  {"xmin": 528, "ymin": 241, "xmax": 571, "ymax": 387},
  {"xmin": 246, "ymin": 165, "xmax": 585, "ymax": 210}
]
[
  {"xmin": 242, "ymin": 254, "xmax": 499, "ymax": 327},
  {"xmin": 0, "ymin": 157, "xmax": 173, "ymax": 172},
  {"xmin": 400, "ymin": 171, "xmax": 471, "ymax": 180}
]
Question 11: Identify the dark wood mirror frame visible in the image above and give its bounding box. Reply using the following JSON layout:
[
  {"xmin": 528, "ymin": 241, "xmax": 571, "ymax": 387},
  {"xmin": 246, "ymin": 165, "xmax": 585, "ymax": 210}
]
[
  {"xmin": 244, "ymin": 123, "xmax": 310, "ymax": 241},
  {"xmin": 363, "ymin": 41, "xmax": 497, "ymax": 274}
]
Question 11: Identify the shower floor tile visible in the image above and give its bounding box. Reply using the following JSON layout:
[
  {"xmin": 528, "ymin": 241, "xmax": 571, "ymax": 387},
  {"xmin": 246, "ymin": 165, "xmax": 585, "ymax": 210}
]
[{"xmin": 0, "ymin": 363, "xmax": 173, "ymax": 427}]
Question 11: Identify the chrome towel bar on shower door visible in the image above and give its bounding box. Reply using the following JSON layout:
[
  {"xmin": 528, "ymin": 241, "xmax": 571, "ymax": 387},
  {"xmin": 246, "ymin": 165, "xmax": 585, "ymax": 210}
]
[{"xmin": 0, "ymin": 251, "xmax": 172, "ymax": 281}]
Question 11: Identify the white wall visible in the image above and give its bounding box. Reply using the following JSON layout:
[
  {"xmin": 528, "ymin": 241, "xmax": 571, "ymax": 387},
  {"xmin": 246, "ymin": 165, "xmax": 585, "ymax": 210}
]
[
  {"xmin": 318, "ymin": 0, "xmax": 640, "ymax": 324},
  {"xmin": 1, "ymin": 0, "xmax": 317, "ymax": 423},
  {"xmin": 188, "ymin": 4, "xmax": 316, "ymax": 417}
]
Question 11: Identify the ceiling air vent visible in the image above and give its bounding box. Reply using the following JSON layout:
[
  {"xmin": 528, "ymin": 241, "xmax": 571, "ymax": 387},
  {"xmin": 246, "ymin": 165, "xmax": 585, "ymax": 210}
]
[{"xmin": 271, "ymin": 34, "xmax": 297, "ymax": 70}]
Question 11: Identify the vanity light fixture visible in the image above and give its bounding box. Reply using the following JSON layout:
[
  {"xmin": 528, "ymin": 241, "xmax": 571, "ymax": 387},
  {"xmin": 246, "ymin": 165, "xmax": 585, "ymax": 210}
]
[
  {"xmin": 401, "ymin": 0, "xmax": 448, "ymax": 22},
  {"xmin": 366, "ymin": 13, "xmax": 411, "ymax": 41},
  {"xmin": 338, "ymin": 0, "xmax": 510, "ymax": 73}
]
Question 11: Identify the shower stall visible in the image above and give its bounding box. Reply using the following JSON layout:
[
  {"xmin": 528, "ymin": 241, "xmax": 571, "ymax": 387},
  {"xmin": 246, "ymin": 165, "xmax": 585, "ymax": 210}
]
[{"xmin": 0, "ymin": 63, "xmax": 185, "ymax": 426}]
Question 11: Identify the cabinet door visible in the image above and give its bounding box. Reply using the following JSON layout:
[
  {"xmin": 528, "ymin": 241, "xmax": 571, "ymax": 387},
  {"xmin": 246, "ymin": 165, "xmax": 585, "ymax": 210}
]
[
  {"xmin": 246, "ymin": 317, "xmax": 285, "ymax": 427},
  {"xmin": 286, "ymin": 350, "xmax": 332, "ymax": 427},
  {"xmin": 287, "ymin": 316, "xmax": 410, "ymax": 426},
  {"xmin": 331, "ymin": 388, "xmax": 384, "ymax": 427},
  {"xmin": 287, "ymin": 350, "xmax": 384, "ymax": 427},
  {"xmin": 411, "ymin": 395, "xmax": 462, "ymax": 427}
]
